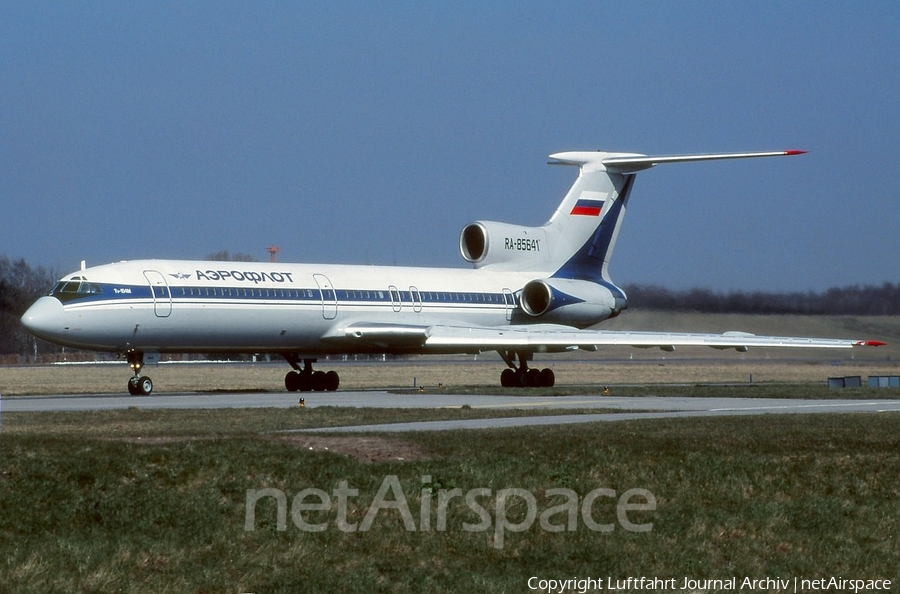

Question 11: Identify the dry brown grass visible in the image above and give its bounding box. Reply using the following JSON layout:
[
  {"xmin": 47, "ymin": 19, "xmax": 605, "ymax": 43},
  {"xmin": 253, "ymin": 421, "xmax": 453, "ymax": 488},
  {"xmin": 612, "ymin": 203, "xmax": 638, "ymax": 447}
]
[{"xmin": 2, "ymin": 357, "xmax": 898, "ymax": 396}]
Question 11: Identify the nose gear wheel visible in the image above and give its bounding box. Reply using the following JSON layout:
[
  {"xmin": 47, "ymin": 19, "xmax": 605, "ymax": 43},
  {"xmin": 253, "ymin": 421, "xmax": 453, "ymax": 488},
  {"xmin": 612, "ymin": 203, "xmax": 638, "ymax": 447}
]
[{"xmin": 125, "ymin": 350, "xmax": 153, "ymax": 395}]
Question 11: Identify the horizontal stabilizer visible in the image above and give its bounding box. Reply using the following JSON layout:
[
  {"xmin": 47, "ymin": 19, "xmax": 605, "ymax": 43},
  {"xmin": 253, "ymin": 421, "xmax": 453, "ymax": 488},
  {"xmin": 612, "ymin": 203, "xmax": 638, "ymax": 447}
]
[{"xmin": 549, "ymin": 150, "xmax": 806, "ymax": 174}]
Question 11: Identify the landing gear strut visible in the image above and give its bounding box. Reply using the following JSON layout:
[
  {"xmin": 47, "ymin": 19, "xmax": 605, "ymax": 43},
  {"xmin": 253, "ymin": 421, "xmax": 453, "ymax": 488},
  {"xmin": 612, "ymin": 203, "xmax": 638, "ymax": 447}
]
[
  {"xmin": 283, "ymin": 356, "xmax": 340, "ymax": 392},
  {"xmin": 126, "ymin": 350, "xmax": 153, "ymax": 396},
  {"xmin": 498, "ymin": 351, "xmax": 555, "ymax": 388}
]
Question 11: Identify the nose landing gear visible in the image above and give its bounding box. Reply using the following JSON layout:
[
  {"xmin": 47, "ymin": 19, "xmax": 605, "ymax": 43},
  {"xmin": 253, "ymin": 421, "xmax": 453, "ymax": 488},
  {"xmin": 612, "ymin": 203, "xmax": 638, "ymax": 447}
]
[{"xmin": 126, "ymin": 350, "xmax": 153, "ymax": 395}]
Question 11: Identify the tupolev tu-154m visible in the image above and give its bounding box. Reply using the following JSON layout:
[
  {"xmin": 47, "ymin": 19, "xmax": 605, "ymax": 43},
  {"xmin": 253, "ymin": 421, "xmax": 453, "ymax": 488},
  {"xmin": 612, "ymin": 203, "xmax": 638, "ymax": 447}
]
[{"xmin": 21, "ymin": 149, "xmax": 884, "ymax": 395}]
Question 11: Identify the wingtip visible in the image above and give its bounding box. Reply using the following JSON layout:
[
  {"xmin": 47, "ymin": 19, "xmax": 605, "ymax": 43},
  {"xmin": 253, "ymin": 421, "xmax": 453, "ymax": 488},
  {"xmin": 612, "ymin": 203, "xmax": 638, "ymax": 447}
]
[
  {"xmin": 784, "ymin": 150, "xmax": 807, "ymax": 156},
  {"xmin": 856, "ymin": 340, "xmax": 887, "ymax": 347}
]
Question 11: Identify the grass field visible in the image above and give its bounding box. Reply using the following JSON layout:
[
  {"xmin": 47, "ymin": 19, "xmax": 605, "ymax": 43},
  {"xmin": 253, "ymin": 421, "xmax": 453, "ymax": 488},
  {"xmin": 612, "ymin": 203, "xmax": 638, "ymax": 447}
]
[
  {"xmin": 2, "ymin": 313, "xmax": 898, "ymax": 591},
  {"xmin": 1, "ymin": 404, "xmax": 898, "ymax": 592}
]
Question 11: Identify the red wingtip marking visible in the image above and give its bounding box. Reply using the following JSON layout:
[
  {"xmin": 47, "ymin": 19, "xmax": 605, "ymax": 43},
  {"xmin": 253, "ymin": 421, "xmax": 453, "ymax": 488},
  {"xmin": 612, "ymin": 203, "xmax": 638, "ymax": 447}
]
[
  {"xmin": 857, "ymin": 340, "xmax": 887, "ymax": 347},
  {"xmin": 784, "ymin": 150, "xmax": 807, "ymax": 155}
]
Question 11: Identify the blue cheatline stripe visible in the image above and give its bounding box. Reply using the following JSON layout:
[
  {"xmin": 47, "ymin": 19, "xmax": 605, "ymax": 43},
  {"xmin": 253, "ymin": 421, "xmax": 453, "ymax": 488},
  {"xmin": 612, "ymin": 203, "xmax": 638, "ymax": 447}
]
[{"xmin": 54, "ymin": 283, "xmax": 518, "ymax": 308}]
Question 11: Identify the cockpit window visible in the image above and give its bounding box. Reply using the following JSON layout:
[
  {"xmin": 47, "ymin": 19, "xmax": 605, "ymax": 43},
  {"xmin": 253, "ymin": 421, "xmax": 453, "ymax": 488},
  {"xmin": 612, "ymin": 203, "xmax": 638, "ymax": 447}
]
[
  {"xmin": 51, "ymin": 276, "xmax": 103, "ymax": 302},
  {"xmin": 58, "ymin": 281, "xmax": 81, "ymax": 293}
]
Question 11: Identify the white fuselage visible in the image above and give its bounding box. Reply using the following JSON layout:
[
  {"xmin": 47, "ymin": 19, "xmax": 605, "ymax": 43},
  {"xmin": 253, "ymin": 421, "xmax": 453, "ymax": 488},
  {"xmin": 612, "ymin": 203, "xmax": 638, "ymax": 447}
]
[{"xmin": 23, "ymin": 259, "xmax": 565, "ymax": 355}]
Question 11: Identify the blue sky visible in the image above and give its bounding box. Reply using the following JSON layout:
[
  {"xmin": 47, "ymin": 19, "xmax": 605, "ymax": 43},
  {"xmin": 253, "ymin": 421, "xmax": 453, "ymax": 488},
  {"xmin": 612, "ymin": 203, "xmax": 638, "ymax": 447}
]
[{"xmin": 2, "ymin": 2, "xmax": 897, "ymax": 291}]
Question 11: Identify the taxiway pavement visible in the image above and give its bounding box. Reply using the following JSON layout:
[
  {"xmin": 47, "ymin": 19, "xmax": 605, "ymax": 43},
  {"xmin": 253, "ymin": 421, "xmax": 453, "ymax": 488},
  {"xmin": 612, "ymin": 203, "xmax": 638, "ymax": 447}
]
[{"xmin": 3, "ymin": 391, "xmax": 899, "ymax": 432}]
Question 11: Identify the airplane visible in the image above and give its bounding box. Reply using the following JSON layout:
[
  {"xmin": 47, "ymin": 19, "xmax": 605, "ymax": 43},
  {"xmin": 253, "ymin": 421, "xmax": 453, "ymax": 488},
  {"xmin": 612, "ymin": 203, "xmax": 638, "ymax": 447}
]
[{"xmin": 21, "ymin": 149, "xmax": 884, "ymax": 395}]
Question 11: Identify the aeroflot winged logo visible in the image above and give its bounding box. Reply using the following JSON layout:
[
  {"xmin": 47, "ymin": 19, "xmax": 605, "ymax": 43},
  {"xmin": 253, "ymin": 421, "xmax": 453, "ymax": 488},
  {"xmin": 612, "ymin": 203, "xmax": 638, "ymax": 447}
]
[{"xmin": 169, "ymin": 272, "xmax": 191, "ymax": 280}]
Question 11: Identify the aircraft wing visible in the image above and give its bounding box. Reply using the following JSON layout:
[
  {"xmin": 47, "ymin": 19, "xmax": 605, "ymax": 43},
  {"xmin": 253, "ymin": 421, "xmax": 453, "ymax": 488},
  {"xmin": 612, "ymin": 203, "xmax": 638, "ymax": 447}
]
[{"xmin": 329, "ymin": 322, "xmax": 882, "ymax": 353}]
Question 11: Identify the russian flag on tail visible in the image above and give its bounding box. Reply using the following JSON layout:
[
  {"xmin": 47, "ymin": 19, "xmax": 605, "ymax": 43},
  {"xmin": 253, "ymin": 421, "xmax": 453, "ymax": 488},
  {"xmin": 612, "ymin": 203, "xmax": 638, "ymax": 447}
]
[{"xmin": 570, "ymin": 198, "xmax": 604, "ymax": 216}]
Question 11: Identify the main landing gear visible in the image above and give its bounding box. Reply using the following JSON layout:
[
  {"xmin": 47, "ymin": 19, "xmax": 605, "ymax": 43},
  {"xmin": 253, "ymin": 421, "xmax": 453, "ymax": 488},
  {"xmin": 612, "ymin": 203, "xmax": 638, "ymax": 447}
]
[
  {"xmin": 283, "ymin": 356, "xmax": 340, "ymax": 392},
  {"xmin": 126, "ymin": 350, "xmax": 153, "ymax": 396},
  {"xmin": 498, "ymin": 351, "xmax": 555, "ymax": 388}
]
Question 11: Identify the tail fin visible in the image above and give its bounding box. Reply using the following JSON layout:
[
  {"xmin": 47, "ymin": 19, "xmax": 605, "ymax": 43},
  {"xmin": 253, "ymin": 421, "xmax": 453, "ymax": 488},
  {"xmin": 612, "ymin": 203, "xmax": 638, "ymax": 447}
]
[
  {"xmin": 544, "ymin": 149, "xmax": 806, "ymax": 284},
  {"xmin": 461, "ymin": 149, "xmax": 804, "ymax": 279}
]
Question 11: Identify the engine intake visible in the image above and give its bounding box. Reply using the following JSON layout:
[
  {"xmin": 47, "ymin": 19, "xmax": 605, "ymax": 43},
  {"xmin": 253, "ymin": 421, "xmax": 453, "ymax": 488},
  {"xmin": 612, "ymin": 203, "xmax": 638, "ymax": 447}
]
[
  {"xmin": 460, "ymin": 223, "xmax": 489, "ymax": 263},
  {"xmin": 520, "ymin": 280, "xmax": 553, "ymax": 316},
  {"xmin": 459, "ymin": 221, "xmax": 550, "ymax": 270}
]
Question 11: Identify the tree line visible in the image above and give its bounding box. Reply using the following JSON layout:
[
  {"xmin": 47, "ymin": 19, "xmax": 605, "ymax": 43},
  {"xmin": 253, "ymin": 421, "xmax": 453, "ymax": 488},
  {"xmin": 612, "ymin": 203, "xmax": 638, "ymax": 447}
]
[
  {"xmin": 0, "ymin": 256, "xmax": 60, "ymax": 360},
  {"xmin": 622, "ymin": 282, "xmax": 900, "ymax": 316},
  {"xmin": 0, "ymin": 253, "xmax": 897, "ymax": 358}
]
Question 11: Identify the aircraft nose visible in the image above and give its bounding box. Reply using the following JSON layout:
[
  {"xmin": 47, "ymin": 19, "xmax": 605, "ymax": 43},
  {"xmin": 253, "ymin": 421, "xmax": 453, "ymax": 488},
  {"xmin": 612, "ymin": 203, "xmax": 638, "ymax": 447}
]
[{"xmin": 21, "ymin": 296, "xmax": 68, "ymax": 342}]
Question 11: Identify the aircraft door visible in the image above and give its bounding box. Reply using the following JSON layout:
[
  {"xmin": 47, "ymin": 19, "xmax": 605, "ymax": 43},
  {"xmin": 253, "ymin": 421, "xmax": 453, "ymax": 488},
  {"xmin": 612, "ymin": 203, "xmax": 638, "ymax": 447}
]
[
  {"xmin": 313, "ymin": 274, "xmax": 337, "ymax": 319},
  {"xmin": 409, "ymin": 286, "xmax": 423, "ymax": 313},
  {"xmin": 388, "ymin": 285, "xmax": 402, "ymax": 312},
  {"xmin": 143, "ymin": 270, "xmax": 172, "ymax": 318},
  {"xmin": 503, "ymin": 288, "xmax": 515, "ymax": 321}
]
